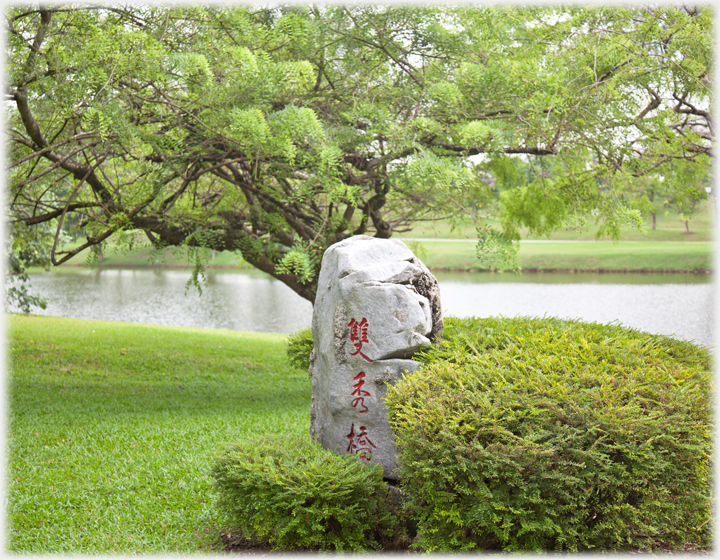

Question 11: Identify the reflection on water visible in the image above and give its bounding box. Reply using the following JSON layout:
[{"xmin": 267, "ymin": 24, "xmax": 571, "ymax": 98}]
[{"xmin": 23, "ymin": 267, "xmax": 714, "ymax": 348}]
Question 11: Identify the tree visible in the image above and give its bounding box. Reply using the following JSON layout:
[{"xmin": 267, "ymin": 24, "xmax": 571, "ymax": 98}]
[
  {"xmin": 661, "ymin": 159, "xmax": 711, "ymax": 233},
  {"xmin": 6, "ymin": 4, "xmax": 713, "ymax": 304}
]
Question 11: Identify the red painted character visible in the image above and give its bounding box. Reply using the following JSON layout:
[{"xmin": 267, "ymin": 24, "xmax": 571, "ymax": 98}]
[
  {"xmin": 351, "ymin": 371, "xmax": 370, "ymax": 413},
  {"xmin": 346, "ymin": 423, "xmax": 376, "ymax": 462},
  {"xmin": 348, "ymin": 317, "xmax": 372, "ymax": 362}
]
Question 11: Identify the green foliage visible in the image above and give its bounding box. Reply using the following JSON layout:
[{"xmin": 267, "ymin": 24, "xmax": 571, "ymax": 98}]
[
  {"xmin": 228, "ymin": 108, "xmax": 271, "ymax": 154},
  {"xmin": 475, "ymin": 225, "xmax": 519, "ymax": 271},
  {"xmin": 80, "ymin": 107, "xmax": 112, "ymax": 141},
  {"xmin": 285, "ymin": 326, "xmax": 314, "ymax": 373},
  {"xmin": 169, "ymin": 52, "xmax": 214, "ymax": 90},
  {"xmin": 457, "ymin": 120, "xmax": 502, "ymax": 150},
  {"xmin": 5, "ymin": 275, "xmax": 48, "ymax": 314},
  {"xmin": 660, "ymin": 159, "xmax": 711, "ymax": 232},
  {"xmin": 387, "ymin": 316, "xmax": 713, "ymax": 552},
  {"xmin": 180, "ymin": 228, "xmax": 227, "ymax": 295},
  {"xmin": 274, "ymin": 242, "xmax": 319, "ymax": 284},
  {"xmin": 5, "ymin": 221, "xmax": 53, "ymax": 313},
  {"xmin": 427, "ymin": 80, "xmax": 463, "ymax": 112},
  {"xmin": 228, "ymin": 104, "xmax": 324, "ymax": 163},
  {"xmin": 211, "ymin": 435, "xmax": 404, "ymax": 551}
]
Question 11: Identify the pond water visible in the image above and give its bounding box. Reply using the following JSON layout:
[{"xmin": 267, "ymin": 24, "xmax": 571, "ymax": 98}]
[{"xmin": 22, "ymin": 267, "xmax": 715, "ymax": 349}]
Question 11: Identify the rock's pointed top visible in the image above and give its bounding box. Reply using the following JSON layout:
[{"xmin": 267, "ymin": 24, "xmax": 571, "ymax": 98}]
[{"xmin": 331, "ymin": 236, "xmax": 415, "ymax": 278}]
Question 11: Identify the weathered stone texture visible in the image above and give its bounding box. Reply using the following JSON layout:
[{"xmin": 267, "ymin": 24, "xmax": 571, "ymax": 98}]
[{"xmin": 309, "ymin": 235, "xmax": 442, "ymax": 479}]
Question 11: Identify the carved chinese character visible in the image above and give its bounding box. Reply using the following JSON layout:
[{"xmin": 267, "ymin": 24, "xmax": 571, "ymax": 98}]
[
  {"xmin": 346, "ymin": 422, "xmax": 376, "ymax": 462},
  {"xmin": 351, "ymin": 371, "xmax": 370, "ymax": 413},
  {"xmin": 348, "ymin": 317, "xmax": 372, "ymax": 362}
]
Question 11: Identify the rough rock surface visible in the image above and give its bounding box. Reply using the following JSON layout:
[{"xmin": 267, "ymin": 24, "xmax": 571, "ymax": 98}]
[{"xmin": 309, "ymin": 236, "xmax": 443, "ymax": 479}]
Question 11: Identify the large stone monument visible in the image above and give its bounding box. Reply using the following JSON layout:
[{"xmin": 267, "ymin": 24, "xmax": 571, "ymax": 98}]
[{"xmin": 309, "ymin": 236, "xmax": 443, "ymax": 480}]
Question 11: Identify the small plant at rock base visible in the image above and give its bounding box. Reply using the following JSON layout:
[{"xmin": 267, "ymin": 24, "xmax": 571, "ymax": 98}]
[
  {"xmin": 211, "ymin": 435, "xmax": 406, "ymax": 551},
  {"xmin": 286, "ymin": 326, "xmax": 314, "ymax": 373}
]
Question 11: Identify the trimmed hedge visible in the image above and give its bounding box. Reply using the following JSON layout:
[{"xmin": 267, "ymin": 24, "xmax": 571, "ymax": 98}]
[
  {"xmin": 211, "ymin": 435, "xmax": 406, "ymax": 551},
  {"xmin": 386, "ymin": 316, "xmax": 713, "ymax": 552}
]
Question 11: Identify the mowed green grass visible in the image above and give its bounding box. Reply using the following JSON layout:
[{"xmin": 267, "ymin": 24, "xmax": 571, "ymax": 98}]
[
  {"xmin": 516, "ymin": 241, "xmax": 713, "ymax": 272},
  {"xmin": 410, "ymin": 240, "xmax": 714, "ymax": 272},
  {"xmin": 62, "ymin": 244, "xmax": 255, "ymax": 269},
  {"xmin": 6, "ymin": 314, "xmax": 310, "ymax": 554},
  {"xmin": 396, "ymin": 203, "xmax": 715, "ymax": 272},
  {"xmin": 399, "ymin": 201, "xmax": 716, "ymax": 242},
  {"xmin": 59, "ymin": 238, "xmax": 715, "ymax": 274},
  {"xmin": 56, "ymin": 202, "xmax": 715, "ymax": 273}
]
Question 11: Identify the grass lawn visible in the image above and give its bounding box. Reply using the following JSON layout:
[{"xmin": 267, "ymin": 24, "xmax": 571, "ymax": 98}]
[
  {"xmin": 397, "ymin": 201, "xmax": 716, "ymax": 242},
  {"xmin": 59, "ymin": 244, "xmax": 254, "ymax": 269},
  {"xmin": 56, "ymin": 204, "xmax": 715, "ymax": 274},
  {"xmin": 408, "ymin": 240, "xmax": 714, "ymax": 272},
  {"xmin": 6, "ymin": 314, "xmax": 310, "ymax": 554},
  {"xmin": 58, "ymin": 238, "xmax": 715, "ymax": 275},
  {"xmin": 396, "ymin": 204, "xmax": 715, "ymax": 272}
]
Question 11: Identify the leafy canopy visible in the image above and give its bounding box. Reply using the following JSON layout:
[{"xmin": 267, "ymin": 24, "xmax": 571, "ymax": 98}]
[{"xmin": 6, "ymin": 4, "xmax": 712, "ymax": 302}]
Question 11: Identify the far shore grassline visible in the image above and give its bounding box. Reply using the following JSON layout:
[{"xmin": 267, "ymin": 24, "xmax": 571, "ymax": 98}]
[
  {"xmin": 58, "ymin": 262, "xmax": 714, "ymax": 274},
  {"xmin": 56, "ymin": 239, "xmax": 715, "ymax": 275},
  {"xmin": 51, "ymin": 204, "xmax": 715, "ymax": 275}
]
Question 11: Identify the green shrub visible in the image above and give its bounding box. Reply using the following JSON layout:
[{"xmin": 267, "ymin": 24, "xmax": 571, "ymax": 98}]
[
  {"xmin": 211, "ymin": 435, "xmax": 405, "ymax": 551},
  {"xmin": 386, "ymin": 316, "xmax": 713, "ymax": 553},
  {"xmin": 286, "ymin": 326, "xmax": 313, "ymax": 373}
]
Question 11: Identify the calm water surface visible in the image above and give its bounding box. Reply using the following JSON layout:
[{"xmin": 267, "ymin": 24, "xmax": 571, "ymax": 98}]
[{"xmin": 24, "ymin": 267, "xmax": 715, "ymax": 349}]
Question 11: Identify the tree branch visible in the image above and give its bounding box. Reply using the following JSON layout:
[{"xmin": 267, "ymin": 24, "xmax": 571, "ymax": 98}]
[{"xmin": 434, "ymin": 142, "xmax": 557, "ymax": 156}]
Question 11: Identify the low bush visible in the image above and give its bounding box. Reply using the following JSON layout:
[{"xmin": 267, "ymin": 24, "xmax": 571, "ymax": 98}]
[
  {"xmin": 211, "ymin": 435, "xmax": 406, "ymax": 551},
  {"xmin": 386, "ymin": 316, "xmax": 713, "ymax": 552},
  {"xmin": 286, "ymin": 326, "xmax": 313, "ymax": 373}
]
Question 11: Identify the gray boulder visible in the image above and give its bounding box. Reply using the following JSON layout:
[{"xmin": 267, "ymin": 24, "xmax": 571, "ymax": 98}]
[{"xmin": 309, "ymin": 236, "xmax": 442, "ymax": 479}]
